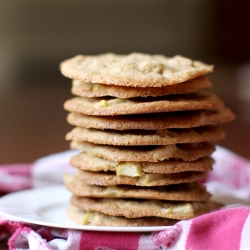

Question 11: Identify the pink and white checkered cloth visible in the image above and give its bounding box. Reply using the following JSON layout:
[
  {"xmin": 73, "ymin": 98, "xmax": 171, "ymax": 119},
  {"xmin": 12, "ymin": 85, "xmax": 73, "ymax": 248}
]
[{"xmin": 0, "ymin": 146, "xmax": 250, "ymax": 250}]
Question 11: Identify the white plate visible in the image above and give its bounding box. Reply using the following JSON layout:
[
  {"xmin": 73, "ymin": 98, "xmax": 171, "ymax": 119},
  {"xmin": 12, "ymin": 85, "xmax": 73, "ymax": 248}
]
[{"xmin": 0, "ymin": 185, "xmax": 171, "ymax": 232}]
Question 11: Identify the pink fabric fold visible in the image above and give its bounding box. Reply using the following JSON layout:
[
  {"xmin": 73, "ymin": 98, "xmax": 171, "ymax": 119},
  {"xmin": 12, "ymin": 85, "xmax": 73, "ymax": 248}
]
[
  {"xmin": 0, "ymin": 146, "xmax": 249, "ymax": 250},
  {"xmin": 0, "ymin": 164, "xmax": 33, "ymax": 192}
]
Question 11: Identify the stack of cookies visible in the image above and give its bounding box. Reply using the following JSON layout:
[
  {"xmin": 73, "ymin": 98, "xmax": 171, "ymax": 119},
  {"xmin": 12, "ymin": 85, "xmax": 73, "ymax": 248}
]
[{"xmin": 60, "ymin": 53, "xmax": 235, "ymax": 227}]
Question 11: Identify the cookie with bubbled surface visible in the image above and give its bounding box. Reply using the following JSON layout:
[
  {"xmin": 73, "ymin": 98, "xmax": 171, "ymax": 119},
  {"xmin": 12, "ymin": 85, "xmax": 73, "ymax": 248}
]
[{"xmin": 60, "ymin": 53, "xmax": 213, "ymax": 87}]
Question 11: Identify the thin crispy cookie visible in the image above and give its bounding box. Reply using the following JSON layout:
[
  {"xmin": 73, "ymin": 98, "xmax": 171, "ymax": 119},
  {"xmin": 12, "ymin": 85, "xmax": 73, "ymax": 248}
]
[
  {"xmin": 71, "ymin": 76, "xmax": 212, "ymax": 98},
  {"xmin": 70, "ymin": 153, "xmax": 214, "ymax": 173},
  {"xmin": 65, "ymin": 176, "xmax": 211, "ymax": 201},
  {"xmin": 70, "ymin": 141, "xmax": 215, "ymax": 162},
  {"xmin": 60, "ymin": 53, "xmax": 213, "ymax": 87},
  {"xmin": 75, "ymin": 169, "xmax": 207, "ymax": 186},
  {"xmin": 64, "ymin": 92, "xmax": 224, "ymax": 116},
  {"xmin": 70, "ymin": 196, "xmax": 221, "ymax": 220},
  {"xmin": 66, "ymin": 126, "xmax": 225, "ymax": 146},
  {"xmin": 67, "ymin": 205, "xmax": 177, "ymax": 226},
  {"xmin": 67, "ymin": 107, "xmax": 235, "ymax": 130}
]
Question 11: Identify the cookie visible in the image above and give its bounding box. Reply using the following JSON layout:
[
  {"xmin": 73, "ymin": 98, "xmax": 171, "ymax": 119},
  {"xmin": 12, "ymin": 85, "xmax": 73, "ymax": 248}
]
[
  {"xmin": 70, "ymin": 153, "xmax": 213, "ymax": 174},
  {"xmin": 70, "ymin": 196, "xmax": 221, "ymax": 220},
  {"xmin": 66, "ymin": 125, "xmax": 225, "ymax": 146},
  {"xmin": 67, "ymin": 107, "xmax": 235, "ymax": 130},
  {"xmin": 70, "ymin": 141, "xmax": 215, "ymax": 162},
  {"xmin": 60, "ymin": 53, "xmax": 213, "ymax": 87},
  {"xmin": 71, "ymin": 76, "xmax": 212, "ymax": 98},
  {"xmin": 67, "ymin": 205, "xmax": 177, "ymax": 226},
  {"xmin": 64, "ymin": 176, "xmax": 211, "ymax": 201},
  {"xmin": 64, "ymin": 92, "xmax": 224, "ymax": 116},
  {"xmin": 75, "ymin": 169, "xmax": 207, "ymax": 186}
]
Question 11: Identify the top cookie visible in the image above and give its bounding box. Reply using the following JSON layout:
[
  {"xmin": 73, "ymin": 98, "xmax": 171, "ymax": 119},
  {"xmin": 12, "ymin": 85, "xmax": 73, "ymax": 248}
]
[{"xmin": 60, "ymin": 53, "xmax": 213, "ymax": 87}]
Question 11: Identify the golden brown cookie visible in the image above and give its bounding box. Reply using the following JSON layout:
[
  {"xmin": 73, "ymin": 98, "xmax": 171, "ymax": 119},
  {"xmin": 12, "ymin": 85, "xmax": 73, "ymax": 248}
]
[
  {"xmin": 67, "ymin": 205, "xmax": 178, "ymax": 226},
  {"xmin": 75, "ymin": 169, "xmax": 207, "ymax": 186},
  {"xmin": 70, "ymin": 153, "xmax": 214, "ymax": 174},
  {"xmin": 67, "ymin": 107, "xmax": 235, "ymax": 130},
  {"xmin": 64, "ymin": 175, "xmax": 211, "ymax": 201},
  {"xmin": 71, "ymin": 76, "xmax": 212, "ymax": 98},
  {"xmin": 64, "ymin": 92, "xmax": 224, "ymax": 116},
  {"xmin": 70, "ymin": 141, "xmax": 215, "ymax": 162},
  {"xmin": 60, "ymin": 53, "xmax": 213, "ymax": 87},
  {"xmin": 66, "ymin": 126, "xmax": 225, "ymax": 146},
  {"xmin": 70, "ymin": 196, "xmax": 221, "ymax": 220}
]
